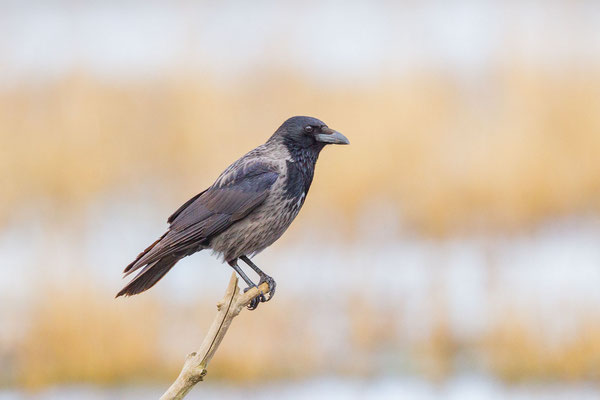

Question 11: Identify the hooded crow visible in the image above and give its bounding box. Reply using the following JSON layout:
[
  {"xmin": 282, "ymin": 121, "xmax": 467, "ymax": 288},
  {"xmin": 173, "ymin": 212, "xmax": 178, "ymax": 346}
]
[{"xmin": 117, "ymin": 116, "xmax": 349, "ymax": 309}]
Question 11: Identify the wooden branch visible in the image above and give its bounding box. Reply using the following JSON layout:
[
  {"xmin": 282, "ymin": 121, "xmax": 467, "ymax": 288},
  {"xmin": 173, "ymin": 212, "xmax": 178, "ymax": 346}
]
[{"xmin": 160, "ymin": 272, "xmax": 270, "ymax": 400}]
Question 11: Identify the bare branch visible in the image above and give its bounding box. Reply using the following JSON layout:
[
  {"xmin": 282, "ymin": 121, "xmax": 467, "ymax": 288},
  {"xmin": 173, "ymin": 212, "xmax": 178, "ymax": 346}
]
[{"xmin": 160, "ymin": 272, "xmax": 270, "ymax": 400}]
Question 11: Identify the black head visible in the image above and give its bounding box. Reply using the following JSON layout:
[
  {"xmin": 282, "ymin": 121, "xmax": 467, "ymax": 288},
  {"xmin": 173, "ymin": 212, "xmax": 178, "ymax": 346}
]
[{"xmin": 270, "ymin": 116, "xmax": 349, "ymax": 149}]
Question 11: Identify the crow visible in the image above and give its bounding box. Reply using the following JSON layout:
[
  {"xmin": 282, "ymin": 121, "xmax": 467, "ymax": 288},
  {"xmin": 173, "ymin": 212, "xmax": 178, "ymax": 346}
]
[{"xmin": 117, "ymin": 116, "xmax": 349, "ymax": 309}]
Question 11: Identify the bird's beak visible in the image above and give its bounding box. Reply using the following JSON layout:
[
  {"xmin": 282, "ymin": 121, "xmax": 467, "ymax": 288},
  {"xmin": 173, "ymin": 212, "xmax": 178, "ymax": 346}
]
[{"xmin": 315, "ymin": 127, "xmax": 350, "ymax": 145}]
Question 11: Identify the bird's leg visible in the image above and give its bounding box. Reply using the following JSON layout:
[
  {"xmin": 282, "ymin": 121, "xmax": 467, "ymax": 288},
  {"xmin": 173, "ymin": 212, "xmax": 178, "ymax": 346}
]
[
  {"xmin": 227, "ymin": 259, "xmax": 264, "ymax": 310},
  {"xmin": 227, "ymin": 259, "xmax": 255, "ymax": 287},
  {"xmin": 240, "ymin": 255, "xmax": 276, "ymax": 302}
]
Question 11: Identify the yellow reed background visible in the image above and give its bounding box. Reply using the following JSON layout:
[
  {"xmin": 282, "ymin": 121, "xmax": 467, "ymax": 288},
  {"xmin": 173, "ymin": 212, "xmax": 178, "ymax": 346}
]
[
  {"xmin": 2, "ymin": 69, "xmax": 599, "ymax": 234},
  {"xmin": 2, "ymin": 66, "xmax": 600, "ymax": 389}
]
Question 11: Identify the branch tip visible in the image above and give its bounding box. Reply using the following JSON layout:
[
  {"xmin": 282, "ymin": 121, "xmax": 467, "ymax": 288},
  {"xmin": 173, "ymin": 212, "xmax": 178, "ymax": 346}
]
[{"xmin": 159, "ymin": 271, "xmax": 269, "ymax": 400}]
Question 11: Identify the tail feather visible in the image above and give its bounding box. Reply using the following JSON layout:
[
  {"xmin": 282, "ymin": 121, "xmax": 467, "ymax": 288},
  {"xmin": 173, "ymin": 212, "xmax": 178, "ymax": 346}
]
[
  {"xmin": 123, "ymin": 231, "xmax": 168, "ymax": 276},
  {"xmin": 119, "ymin": 229, "xmax": 206, "ymax": 297},
  {"xmin": 116, "ymin": 257, "xmax": 177, "ymax": 297},
  {"xmin": 118, "ymin": 231, "xmax": 177, "ymax": 297}
]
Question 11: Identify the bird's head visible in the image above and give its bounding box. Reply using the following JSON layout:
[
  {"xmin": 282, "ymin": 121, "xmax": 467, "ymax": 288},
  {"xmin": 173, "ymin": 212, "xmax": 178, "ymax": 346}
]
[{"xmin": 271, "ymin": 116, "xmax": 349, "ymax": 150}]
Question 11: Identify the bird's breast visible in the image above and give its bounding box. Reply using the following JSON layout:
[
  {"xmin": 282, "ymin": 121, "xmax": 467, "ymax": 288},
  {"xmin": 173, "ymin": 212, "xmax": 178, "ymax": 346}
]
[
  {"xmin": 209, "ymin": 183, "xmax": 306, "ymax": 262},
  {"xmin": 208, "ymin": 155, "xmax": 313, "ymax": 262}
]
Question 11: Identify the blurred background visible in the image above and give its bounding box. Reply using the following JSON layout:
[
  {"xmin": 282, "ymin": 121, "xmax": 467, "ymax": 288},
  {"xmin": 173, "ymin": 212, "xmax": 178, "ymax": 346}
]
[{"xmin": 2, "ymin": 1, "xmax": 600, "ymax": 399}]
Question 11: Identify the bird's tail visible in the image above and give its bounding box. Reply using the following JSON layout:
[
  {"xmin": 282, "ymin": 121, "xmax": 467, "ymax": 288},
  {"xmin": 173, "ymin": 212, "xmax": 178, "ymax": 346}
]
[
  {"xmin": 117, "ymin": 232, "xmax": 178, "ymax": 297},
  {"xmin": 116, "ymin": 257, "xmax": 177, "ymax": 297}
]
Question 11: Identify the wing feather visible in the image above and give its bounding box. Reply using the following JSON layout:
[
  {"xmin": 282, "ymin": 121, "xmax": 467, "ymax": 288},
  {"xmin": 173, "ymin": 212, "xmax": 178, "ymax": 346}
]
[{"xmin": 123, "ymin": 162, "xmax": 278, "ymax": 276}]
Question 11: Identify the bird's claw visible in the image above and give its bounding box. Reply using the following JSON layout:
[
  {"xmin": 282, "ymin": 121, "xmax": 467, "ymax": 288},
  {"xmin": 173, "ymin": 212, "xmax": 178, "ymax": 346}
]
[
  {"xmin": 259, "ymin": 275, "xmax": 276, "ymax": 302},
  {"xmin": 243, "ymin": 275, "xmax": 275, "ymax": 310},
  {"xmin": 243, "ymin": 285, "xmax": 265, "ymax": 310}
]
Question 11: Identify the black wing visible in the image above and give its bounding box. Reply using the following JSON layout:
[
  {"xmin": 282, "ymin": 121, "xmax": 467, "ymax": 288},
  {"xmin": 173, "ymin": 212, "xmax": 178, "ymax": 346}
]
[{"xmin": 122, "ymin": 161, "xmax": 279, "ymax": 277}]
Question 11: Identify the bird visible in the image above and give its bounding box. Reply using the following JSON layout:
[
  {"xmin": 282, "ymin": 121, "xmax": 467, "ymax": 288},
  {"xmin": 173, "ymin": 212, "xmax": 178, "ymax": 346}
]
[{"xmin": 117, "ymin": 116, "xmax": 349, "ymax": 309}]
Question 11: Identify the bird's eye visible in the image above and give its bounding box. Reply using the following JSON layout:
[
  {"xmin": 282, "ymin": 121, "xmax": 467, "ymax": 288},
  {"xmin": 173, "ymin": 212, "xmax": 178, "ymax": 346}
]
[{"xmin": 304, "ymin": 126, "xmax": 314, "ymax": 133}]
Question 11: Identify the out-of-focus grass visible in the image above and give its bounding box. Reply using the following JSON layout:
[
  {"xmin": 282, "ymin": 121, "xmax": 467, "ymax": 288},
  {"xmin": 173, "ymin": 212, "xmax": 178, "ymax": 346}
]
[
  {"xmin": 7, "ymin": 279, "xmax": 600, "ymax": 389},
  {"xmin": 2, "ymin": 69, "xmax": 600, "ymax": 233},
  {"xmin": 484, "ymin": 310, "xmax": 600, "ymax": 382},
  {"xmin": 14, "ymin": 284, "xmax": 169, "ymax": 389},
  {"xmin": 3, "ymin": 67, "xmax": 600, "ymax": 389}
]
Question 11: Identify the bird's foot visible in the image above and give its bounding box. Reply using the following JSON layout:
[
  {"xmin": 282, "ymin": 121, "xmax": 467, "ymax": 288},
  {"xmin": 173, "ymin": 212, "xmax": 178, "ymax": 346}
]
[
  {"xmin": 258, "ymin": 274, "xmax": 276, "ymax": 302},
  {"xmin": 243, "ymin": 285, "xmax": 265, "ymax": 310},
  {"xmin": 242, "ymin": 275, "xmax": 275, "ymax": 310}
]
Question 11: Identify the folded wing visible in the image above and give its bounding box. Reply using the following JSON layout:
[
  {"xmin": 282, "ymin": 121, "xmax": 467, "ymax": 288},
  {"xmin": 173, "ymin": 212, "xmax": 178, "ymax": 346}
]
[{"xmin": 117, "ymin": 161, "xmax": 279, "ymax": 296}]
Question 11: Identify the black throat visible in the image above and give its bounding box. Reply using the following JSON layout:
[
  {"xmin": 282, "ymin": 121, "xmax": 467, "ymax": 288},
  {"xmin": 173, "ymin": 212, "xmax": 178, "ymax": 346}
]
[{"xmin": 282, "ymin": 140, "xmax": 324, "ymax": 200}]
